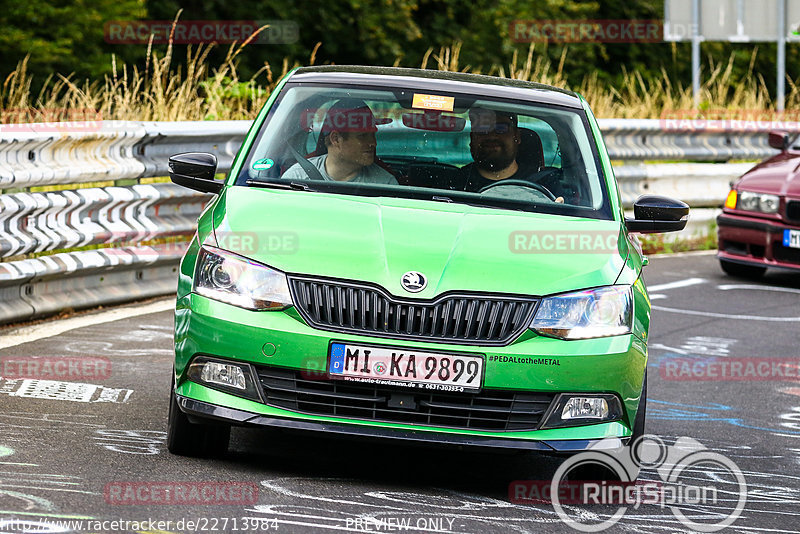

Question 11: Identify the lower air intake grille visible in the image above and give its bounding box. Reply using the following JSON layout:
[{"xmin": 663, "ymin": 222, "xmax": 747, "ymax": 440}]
[{"xmin": 257, "ymin": 366, "xmax": 554, "ymax": 432}]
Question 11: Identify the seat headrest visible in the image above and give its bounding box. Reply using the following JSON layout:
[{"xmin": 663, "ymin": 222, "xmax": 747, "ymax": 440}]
[{"xmin": 517, "ymin": 128, "xmax": 544, "ymax": 171}]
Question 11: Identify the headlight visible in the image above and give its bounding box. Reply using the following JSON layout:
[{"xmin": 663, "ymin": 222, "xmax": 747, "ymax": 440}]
[
  {"xmin": 737, "ymin": 191, "xmax": 780, "ymax": 214},
  {"xmin": 193, "ymin": 246, "xmax": 292, "ymax": 310},
  {"xmin": 530, "ymin": 286, "xmax": 632, "ymax": 340},
  {"xmin": 758, "ymin": 194, "xmax": 780, "ymax": 213}
]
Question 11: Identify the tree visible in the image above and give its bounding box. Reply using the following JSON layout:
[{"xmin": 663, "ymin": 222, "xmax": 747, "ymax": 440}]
[{"xmin": 0, "ymin": 0, "xmax": 147, "ymax": 90}]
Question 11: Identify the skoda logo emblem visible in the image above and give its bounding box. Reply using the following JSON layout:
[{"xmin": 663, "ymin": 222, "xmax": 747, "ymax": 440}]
[{"xmin": 401, "ymin": 271, "xmax": 427, "ymax": 293}]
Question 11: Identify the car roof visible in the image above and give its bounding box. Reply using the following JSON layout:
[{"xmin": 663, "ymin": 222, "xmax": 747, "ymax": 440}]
[{"xmin": 290, "ymin": 65, "xmax": 584, "ymax": 109}]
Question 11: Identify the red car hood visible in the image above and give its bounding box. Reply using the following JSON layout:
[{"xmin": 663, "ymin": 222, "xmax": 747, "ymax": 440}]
[{"xmin": 738, "ymin": 150, "xmax": 800, "ymax": 197}]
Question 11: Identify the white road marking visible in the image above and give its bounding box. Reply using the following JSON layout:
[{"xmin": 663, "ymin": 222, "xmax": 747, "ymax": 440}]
[
  {"xmin": 647, "ymin": 278, "xmax": 707, "ymax": 292},
  {"xmin": 651, "ymin": 305, "xmax": 800, "ymax": 322},
  {"xmin": 649, "ymin": 250, "xmax": 718, "ymax": 258},
  {"xmin": 0, "ymin": 378, "xmax": 133, "ymax": 403},
  {"xmin": 648, "ymin": 343, "xmax": 690, "ymax": 355},
  {"xmin": 718, "ymin": 284, "xmax": 800, "ymax": 295},
  {"xmin": 0, "ymin": 298, "xmax": 174, "ymax": 350}
]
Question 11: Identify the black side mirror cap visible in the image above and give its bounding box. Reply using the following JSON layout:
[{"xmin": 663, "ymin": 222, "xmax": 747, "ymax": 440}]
[
  {"xmin": 625, "ymin": 195, "xmax": 689, "ymax": 234},
  {"xmin": 768, "ymin": 130, "xmax": 790, "ymax": 151},
  {"xmin": 169, "ymin": 152, "xmax": 223, "ymax": 194}
]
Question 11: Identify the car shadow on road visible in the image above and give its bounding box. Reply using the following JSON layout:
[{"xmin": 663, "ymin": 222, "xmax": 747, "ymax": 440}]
[{"xmin": 216, "ymin": 425, "xmax": 564, "ymax": 498}]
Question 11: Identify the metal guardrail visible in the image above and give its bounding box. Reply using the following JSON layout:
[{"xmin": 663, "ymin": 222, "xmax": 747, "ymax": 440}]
[
  {"xmin": 0, "ymin": 121, "xmax": 249, "ymax": 189},
  {"xmin": 1, "ymin": 118, "xmax": 799, "ymax": 326},
  {"xmin": 0, "ymin": 183, "xmax": 205, "ymax": 259},
  {"xmin": 0, "ymin": 120, "xmax": 246, "ymax": 325},
  {"xmin": 597, "ymin": 118, "xmax": 797, "ymax": 162},
  {"xmin": 0, "ymin": 244, "xmax": 185, "ymax": 324}
]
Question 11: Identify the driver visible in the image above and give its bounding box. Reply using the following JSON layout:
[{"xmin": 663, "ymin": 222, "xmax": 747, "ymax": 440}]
[
  {"xmin": 460, "ymin": 107, "xmax": 563, "ymax": 202},
  {"xmin": 282, "ymin": 99, "xmax": 398, "ymax": 184}
]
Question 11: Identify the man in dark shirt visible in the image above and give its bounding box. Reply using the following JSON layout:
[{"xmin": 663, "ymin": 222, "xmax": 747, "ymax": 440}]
[{"xmin": 461, "ymin": 107, "xmax": 563, "ymax": 203}]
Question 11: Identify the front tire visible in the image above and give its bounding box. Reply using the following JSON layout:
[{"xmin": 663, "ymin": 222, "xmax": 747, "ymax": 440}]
[
  {"xmin": 719, "ymin": 259, "xmax": 766, "ymax": 279},
  {"xmin": 167, "ymin": 379, "xmax": 230, "ymax": 457},
  {"xmin": 631, "ymin": 370, "xmax": 647, "ymax": 444}
]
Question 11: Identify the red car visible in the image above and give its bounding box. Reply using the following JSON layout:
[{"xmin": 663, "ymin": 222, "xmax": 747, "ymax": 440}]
[{"xmin": 717, "ymin": 131, "xmax": 800, "ymax": 277}]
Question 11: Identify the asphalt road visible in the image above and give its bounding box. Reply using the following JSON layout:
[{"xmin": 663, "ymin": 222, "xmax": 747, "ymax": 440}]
[{"xmin": 0, "ymin": 251, "xmax": 799, "ymax": 534}]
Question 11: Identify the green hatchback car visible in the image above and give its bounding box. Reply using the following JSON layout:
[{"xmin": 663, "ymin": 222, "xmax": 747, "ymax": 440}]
[{"xmin": 166, "ymin": 66, "xmax": 688, "ymax": 457}]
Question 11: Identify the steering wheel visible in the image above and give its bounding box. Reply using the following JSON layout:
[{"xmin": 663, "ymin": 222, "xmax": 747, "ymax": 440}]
[{"xmin": 478, "ymin": 176, "xmax": 557, "ymax": 201}]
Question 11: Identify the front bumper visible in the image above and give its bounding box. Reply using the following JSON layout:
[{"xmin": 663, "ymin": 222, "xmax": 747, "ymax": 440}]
[
  {"xmin": 174, "ymin": 293, "xmax": 647, "ymax": 447},
  {"xmin": 177, "ymin": 394, "xmax": 628, "ymax": 453},
  {"xmin": 717, "ymin": 212, "xmax": 800, "ymax": 271}
]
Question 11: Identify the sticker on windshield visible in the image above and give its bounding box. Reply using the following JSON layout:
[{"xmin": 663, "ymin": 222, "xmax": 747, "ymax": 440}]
[
  {"xmin": 252, "ymin": 158, "xmax": 275, "ymax": 171},
  {"xmin": 412, "ymin": 93, "xmax": 455, "ymax": 112}
]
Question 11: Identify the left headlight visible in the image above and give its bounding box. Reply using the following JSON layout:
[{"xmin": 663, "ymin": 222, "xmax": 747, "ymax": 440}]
[
  {"xmin": 530, "ymin": 285, "xmax": 632, "ymax": 340},
  {"xmin": 193, "ymin": 246, "xmax": 293, "ymax": 311},
  {"xmin": 736, "ymin": 190, "xmax": 780, "ymax": 214}
]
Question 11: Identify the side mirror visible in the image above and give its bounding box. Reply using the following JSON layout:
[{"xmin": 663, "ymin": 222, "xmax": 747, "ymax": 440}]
[
  {"xmin": 626, "ymin": 195, "xmax": 689, "ymax": 234},
  {"xmin": 169, "ymin": 152, "xmax": 223, "ymax": 194},
  {"xmin": 768, "ymin": 130, "xmax": 790, "ymax": 151}
]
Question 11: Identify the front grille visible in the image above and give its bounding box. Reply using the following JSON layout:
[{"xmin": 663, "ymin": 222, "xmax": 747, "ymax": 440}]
[
  {"xmin": 722, "ymin": 240, "xmax": 764, "ymax": 258},
  {"xmin": 257, "ymin": 366, "xmax": 554, "ymax": 431},
  {"xmin": 773, "ymin": 242, "xmax": 800, "ymax": 264},
  {"xmin": 786, "ymin": 200, "xmax": 800, "ymax": 224},
  {"xmin": 722, "ymin": 240, "xmax": 747, "ymax": 256},
  {"xmin": 289, "ymin": 276, "xmax": 538, "ymax": 345}
]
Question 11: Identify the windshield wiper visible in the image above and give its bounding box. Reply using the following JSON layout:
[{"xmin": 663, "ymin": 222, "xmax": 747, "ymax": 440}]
[
  {"xmin": 246, "ymin": 180, "xmax": 315, "ymax": 191},
  {"xmin": 431, "ymin": 195, "xmax": 453, "ymax": 203}
]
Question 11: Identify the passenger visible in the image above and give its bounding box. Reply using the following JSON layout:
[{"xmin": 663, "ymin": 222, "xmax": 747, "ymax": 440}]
[{"xmin": 282, "ymin": 100, "xmax": 397, "ymax": 184}]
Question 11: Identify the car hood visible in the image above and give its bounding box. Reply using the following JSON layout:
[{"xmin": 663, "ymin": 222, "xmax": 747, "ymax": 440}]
[
  {"xmin": 213, "ymin": 187, "xmax": 629, "ymax": 298},
  {"xmin": 738, "ymin": 151, "xmax": 800, "ymax": 197}
]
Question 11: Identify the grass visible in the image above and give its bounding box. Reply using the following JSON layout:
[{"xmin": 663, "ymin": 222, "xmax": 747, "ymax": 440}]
[
  {"xmin": 639, "ymin": 221, "xmax": 719, "ymax": 254},
  {"xmin": 0, "ymin": 30, "xmax": 778, "ymax": 256},
  {"xmin": 2, "ymin": 33, "xmax": 798, "ymax": 122},
  {"xmin": 640, "ymin": 232, "xmax": 718, "ymax": 254}
]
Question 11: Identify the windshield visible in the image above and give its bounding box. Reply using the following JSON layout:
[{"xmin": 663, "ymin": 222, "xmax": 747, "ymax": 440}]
[{"xmin": 236, "ymin": 82, "xmax": 611, "ymax": 219}]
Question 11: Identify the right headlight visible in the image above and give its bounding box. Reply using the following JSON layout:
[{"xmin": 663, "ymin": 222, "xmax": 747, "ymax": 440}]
[
  {"xmin": 193, "ymin": 246, "xmax": 293, "ymax": 311},
  {"xmin": 530, "ymin": 285, "xmax": 632, "ymax": 340}
]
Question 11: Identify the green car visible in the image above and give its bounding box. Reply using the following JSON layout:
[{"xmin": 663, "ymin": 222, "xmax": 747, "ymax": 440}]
[{"xmin": 166, "ymin": 66, "xmax": 688, "ymax": 458}]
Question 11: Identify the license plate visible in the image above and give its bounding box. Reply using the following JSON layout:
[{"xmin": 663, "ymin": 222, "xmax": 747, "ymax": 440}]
[
  {"xmin": 784, "ymin": 229, "xmax": 800, "ymax": 249},
  {"xmin": 328, "ymin": 342, "xmax": 483, "ymax": 393}
]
